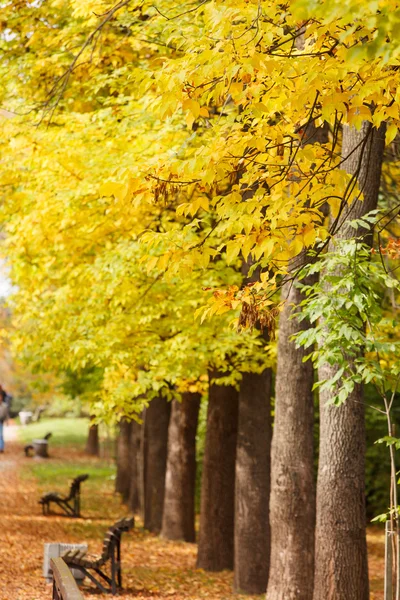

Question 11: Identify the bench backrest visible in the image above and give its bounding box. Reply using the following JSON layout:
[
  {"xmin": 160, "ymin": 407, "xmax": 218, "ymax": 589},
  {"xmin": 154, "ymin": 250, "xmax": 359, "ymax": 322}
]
[
  {"xmin": 101, "ymin": 517, "xmax": 134, "ymax": 560},
  {"xmin": 51, "ymin": 557, "xmax": 85, "ymax": 600},
  {"xmin": 65, "ymin": 474, "xmax": 89, "ymax": 501}
]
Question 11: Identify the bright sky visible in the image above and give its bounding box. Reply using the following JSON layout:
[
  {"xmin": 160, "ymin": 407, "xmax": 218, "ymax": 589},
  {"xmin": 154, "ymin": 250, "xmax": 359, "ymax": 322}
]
[{"xmin": 0, "ymin": 260, "xmax": 13, "ymax": 298}]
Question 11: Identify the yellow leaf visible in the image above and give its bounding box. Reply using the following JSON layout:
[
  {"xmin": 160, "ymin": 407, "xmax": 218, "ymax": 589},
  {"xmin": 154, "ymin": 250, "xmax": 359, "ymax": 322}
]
[
  {"xmin": 226, "ymin": 241, "xmax": 240, "ymax": 265},
  {"xmin": 291, "ymin": 236, "xmax": 304, "ymax": 257},
  {"xmin": 302, "ymin": 225, "xmax": 317, "ymax": 247},
  {"xmin": 386, "ymin": 105, "xmax": 399, "ymax": 120},
  {"xmin": 386, "ymin": 123, "xmax": 398, "ymax": 146},
  {"xmin": 99, "ymin": 181, "xmax": 120, "ymax": 197},
  {"xmin": 146, "ymin": 256, "xmax": 158, "ymax": 273},
  {"xmin": 198, "ymin": 197, "xmax": 209, "ymax": 212},
  {"xmin": 182, "ymin": 99, "xmax": 200, "ymax": 119},
  {"xmin": 186, "ymin": 112, "xmax": 195, "ymax": 129}
]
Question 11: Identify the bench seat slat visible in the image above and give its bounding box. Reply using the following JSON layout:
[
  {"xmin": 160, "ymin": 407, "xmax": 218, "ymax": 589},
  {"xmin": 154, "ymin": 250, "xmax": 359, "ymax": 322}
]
[{"xmin": 64, "ymin": 517, "xmax": 134, "ymax": 595}]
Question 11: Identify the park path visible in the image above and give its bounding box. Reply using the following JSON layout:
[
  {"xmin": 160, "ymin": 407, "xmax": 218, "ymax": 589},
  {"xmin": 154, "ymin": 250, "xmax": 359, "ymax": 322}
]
[
  {"xmin": 0, "ymin": 429, "xmax": 127, "ymax": 600},
  {"xmin": 0, "ymin": 422, "xmax": 18, "ymax": 471},
  {"xmin": 0, "ymin": 428, "xmax": 237, "ymax": 600},
  {"xmin": 0, "ymin": 428, "xmax": 55, "ymax": 600},
  {"xmin": 5, "ymin": 421, "xmax": 18, "ymax": 441},
  {"xmin": 0, "ymin": 424, "xmax": 386, "ymax": 600}
]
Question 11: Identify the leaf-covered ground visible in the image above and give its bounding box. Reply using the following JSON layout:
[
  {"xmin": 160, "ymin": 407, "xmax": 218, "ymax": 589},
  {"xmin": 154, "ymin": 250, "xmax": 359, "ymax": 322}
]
[{"xmin": 0, "ymin": 425, "xmax": 385, "ymax": 600}]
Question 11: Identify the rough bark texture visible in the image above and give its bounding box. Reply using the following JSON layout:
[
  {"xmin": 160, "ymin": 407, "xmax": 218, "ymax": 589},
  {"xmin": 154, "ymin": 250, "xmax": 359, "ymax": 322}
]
[
  {"xmin": 267, "ymin": 120, "xmax": 330, "ymax": 600},
  {"xmin": 85, "ymin": 419, "xmax": 99, "ymax": 456},
  {"xmin": 143, "ymin": 396, "xmax": 171, "ymax": 533},
  {"xmin": 161, "ymin": 393, "xmax": 201, "ymax": 542},
  {"xmin": 313, "ymin": 122, "xmax": 386, "ymax": 600},
  {"xmin": 115, "ymin": 418, "xmax": 132, "ymax": 502},
  {"xmin": 129, "ymin": 419, "xmax": 142, "ymax": 515},
  {"xmin": 267, "ymin": 278, "xmax": 316, "ymax": 600},
  {"xmin": 197, "ymin": 376, "xmax": 239, "ymax": 571},
  {"xmin": 234, "ymin": 369, "xmax": 272, "ymax": 594}
]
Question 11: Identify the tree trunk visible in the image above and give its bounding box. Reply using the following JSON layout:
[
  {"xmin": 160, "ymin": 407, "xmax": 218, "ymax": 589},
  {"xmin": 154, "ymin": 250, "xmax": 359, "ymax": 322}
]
[
  {"xmin": 234, "ymin": 369, "xmax": 272, "ymax": 594},
  {"xmin": 196, "ymin": 374, "xmax": 239, "ymax": 571},
  {"xmin": 267, "ymin": 275, "xmax": 316, "ymax": 600},
  {"xmin": 85, "ymin": 418, "xmax": 99, "ymax": 456},
  {"xmin": 129, "ymin": 419, "xmax": 142, "ymax": 515},
  {"xmin": 161, "ymin": 392, "xmax": 201, "ymax": 542},
  {"xmin": 143, "ymin": 396, "xmax": 171, "ymax": 533},
  {"xmin": 115, "ymin": 418, "xmax": 132, "ymax": 503},
  {"xmin": 313, "ymin": 121, "xmax": 386, "ymax": 600},
  {"xmin": 267, "ymin": 118, "xmax": 330, "ymax": 600}
]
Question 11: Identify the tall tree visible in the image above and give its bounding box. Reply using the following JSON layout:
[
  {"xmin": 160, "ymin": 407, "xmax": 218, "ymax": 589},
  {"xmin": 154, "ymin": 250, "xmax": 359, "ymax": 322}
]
[
  {"xmin": 143, "ymin": 396, "xmax": 171, "ymax": 533},
  {"xmin": 85, "ymin": 419, "xmax": 99, "ymax": 457},
  {"xmin": 197, "ymin": 374, "xmax": 239, "ymax": 571},
  {"xmin": 234, "ymin": 368, "xmax": 272, "ymax": 594},
  {"xmin": 266, "ymin": 275, "xmax": 316, "ymax": 600},
  {"xmin": 129, "ymin": 419, "xmax": 142, "ymax": 515},
  {"xmin": 115, "ymin": 418, "xmax": 132, "ymax": 503},
  {"xmin": 313, "ymin": 121, "xmax": 386, "ymax": 600},
  {"xmin": 267, "ymin": 121, "xmax": 328, "ymax": 600},
  {"xmin": 161, "ymin": 392, "xmax": 201, "ymax": 542}
]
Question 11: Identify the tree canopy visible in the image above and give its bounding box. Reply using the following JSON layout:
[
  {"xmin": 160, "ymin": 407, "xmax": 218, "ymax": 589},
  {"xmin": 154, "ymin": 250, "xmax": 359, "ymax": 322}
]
[{"xmin": 1, "ymin": 0, "xmax": 400, "ymax": 415}]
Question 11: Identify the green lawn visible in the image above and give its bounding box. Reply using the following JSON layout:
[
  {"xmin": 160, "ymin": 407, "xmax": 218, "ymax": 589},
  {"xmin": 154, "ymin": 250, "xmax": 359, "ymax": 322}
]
[
  {"xmin": 18, "ymin": 417, "xmax": 90, "ymax": 448},
  {"xmin": 26, "ymin": 461, "xmax": 116, "ymax": 486},
  {"xmin": 19, "ymin": 417, "xmax": 119, "ymax": 520},
  {"xmin": 25, "ymin": 460, "xmax": 118, "ymax": 521}
]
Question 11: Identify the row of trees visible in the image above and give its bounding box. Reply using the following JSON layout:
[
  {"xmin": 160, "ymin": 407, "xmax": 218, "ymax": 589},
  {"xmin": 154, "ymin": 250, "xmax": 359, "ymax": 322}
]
[
  {"xmin": 1, "ymin": 0, "xmax": 400, "ymax": 598},
  {"xmin": 111, "ymin": 119, "xmax": 397, "ymax": 599}
]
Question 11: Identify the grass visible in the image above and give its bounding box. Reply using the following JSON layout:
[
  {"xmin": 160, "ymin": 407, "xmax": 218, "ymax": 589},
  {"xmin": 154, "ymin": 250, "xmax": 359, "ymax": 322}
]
[
  {"xmin": 19, "ymin": 416, "xmax": 119, "ymax": 520},
  {"xmin": 18, "ymin": 417, "xmax": 91, "ymax": 449},
  {"xmin": 29, "ymin": 459, "xmax": 120, "ymax": 527},
  {"xmin": 28, "ymin": 462, "xmax": 115, "ymax": 485}
]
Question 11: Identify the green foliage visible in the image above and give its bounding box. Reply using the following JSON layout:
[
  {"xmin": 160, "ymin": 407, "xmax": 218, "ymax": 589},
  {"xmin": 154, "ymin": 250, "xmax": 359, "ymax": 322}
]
[
  {"xmin": 8, "ymin": 395, "xmax": 30, "ymax": 416},
  {"xmin": 61, "ymin": 366, "xmax": 103, "ymax": 401},
  {"xmin": 295, "ymin": 228, "xmax": 400, "ymax": 521},
  {"xmin": 365, "ymin": 388, "xmax": 397, "ymax": 520},
  {"xmin": 295, "ymin": 235, "xmax": 400, "ymax": 405},
  {"xmin": 43, "ymin": 395, "xmax": 85, "ymax": 419}
]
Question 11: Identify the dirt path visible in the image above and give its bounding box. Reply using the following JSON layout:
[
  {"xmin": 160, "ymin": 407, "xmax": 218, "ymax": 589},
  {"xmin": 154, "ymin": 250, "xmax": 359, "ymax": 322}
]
[
  {"xmin": 0, "ymin": 438, "xmax": 53, "ymax": 599},
  {"xmin": 5, "ymin": 422, "xmax": 19, "ymax": 441},
  {"xmin": 0, "ymin": 429, "xmax": 386, "ymax": 600},
  {"xmin": 0, "ymin": 434, "xmax": 237, "ymax": 600}
]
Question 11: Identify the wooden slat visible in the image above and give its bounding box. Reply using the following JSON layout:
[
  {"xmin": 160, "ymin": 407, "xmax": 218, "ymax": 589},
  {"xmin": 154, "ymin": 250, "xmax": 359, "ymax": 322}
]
[{"xmin": 51, "ymin": 558, "xmax": 85, "ymax": 600}]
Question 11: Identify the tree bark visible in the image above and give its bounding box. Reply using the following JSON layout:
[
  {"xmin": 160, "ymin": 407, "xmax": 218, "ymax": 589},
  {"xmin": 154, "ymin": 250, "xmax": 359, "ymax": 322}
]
[
  {"xmin": 85, "ymin": 418, "xmax": 99, "ymax": 456},
  {"xmin": 129, "ymin": 419, "xmax": 142, "ymax": 515},
  {"xmin": 143, "ymin": 396, "xmax": 171, "ymax": 533},
  {"xmin": 115, "ymin": 418, "xmax": 132, "ymax": 503},
  {"xmin": 234, "ymin": 369, "xmax": 272, "ymax": 594},
  {"xmin": 267, "ymin": 276, "xmax": 316, "ymax": 600},
  {"xmin": 313, "ymin": 121, "xmax": 386, "ymax": 600},
  {"xmin": 161, "ymin": 392, "xmax": 201, "ymax": 542},
  {"xmin": 196, "ymin": 374, "xmax": 239, "ymax": 571},
  {"xmin": 267, "ymin": 118, "xmax": 330, "ymax": 600}
]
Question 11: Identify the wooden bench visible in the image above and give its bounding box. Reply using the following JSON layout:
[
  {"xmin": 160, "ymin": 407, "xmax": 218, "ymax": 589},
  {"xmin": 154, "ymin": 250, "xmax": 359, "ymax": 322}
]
[
  {"xmin": 39, "ymin": 474, "xmax": 89, "ymax": 517},
  {"xmin": 62, "ymin": 517, "xmax": 134, "ymax": 595},
  {"xmin": 51, "ymin": 557, "xmax": 85, "ymax": 600}
]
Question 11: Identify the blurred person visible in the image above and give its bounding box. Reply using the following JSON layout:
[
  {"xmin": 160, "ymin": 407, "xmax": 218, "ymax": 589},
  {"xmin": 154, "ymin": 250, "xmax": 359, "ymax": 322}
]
[{"xmin": 0, "ymin": 386, "xmax": 9, "ymax": 452}]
